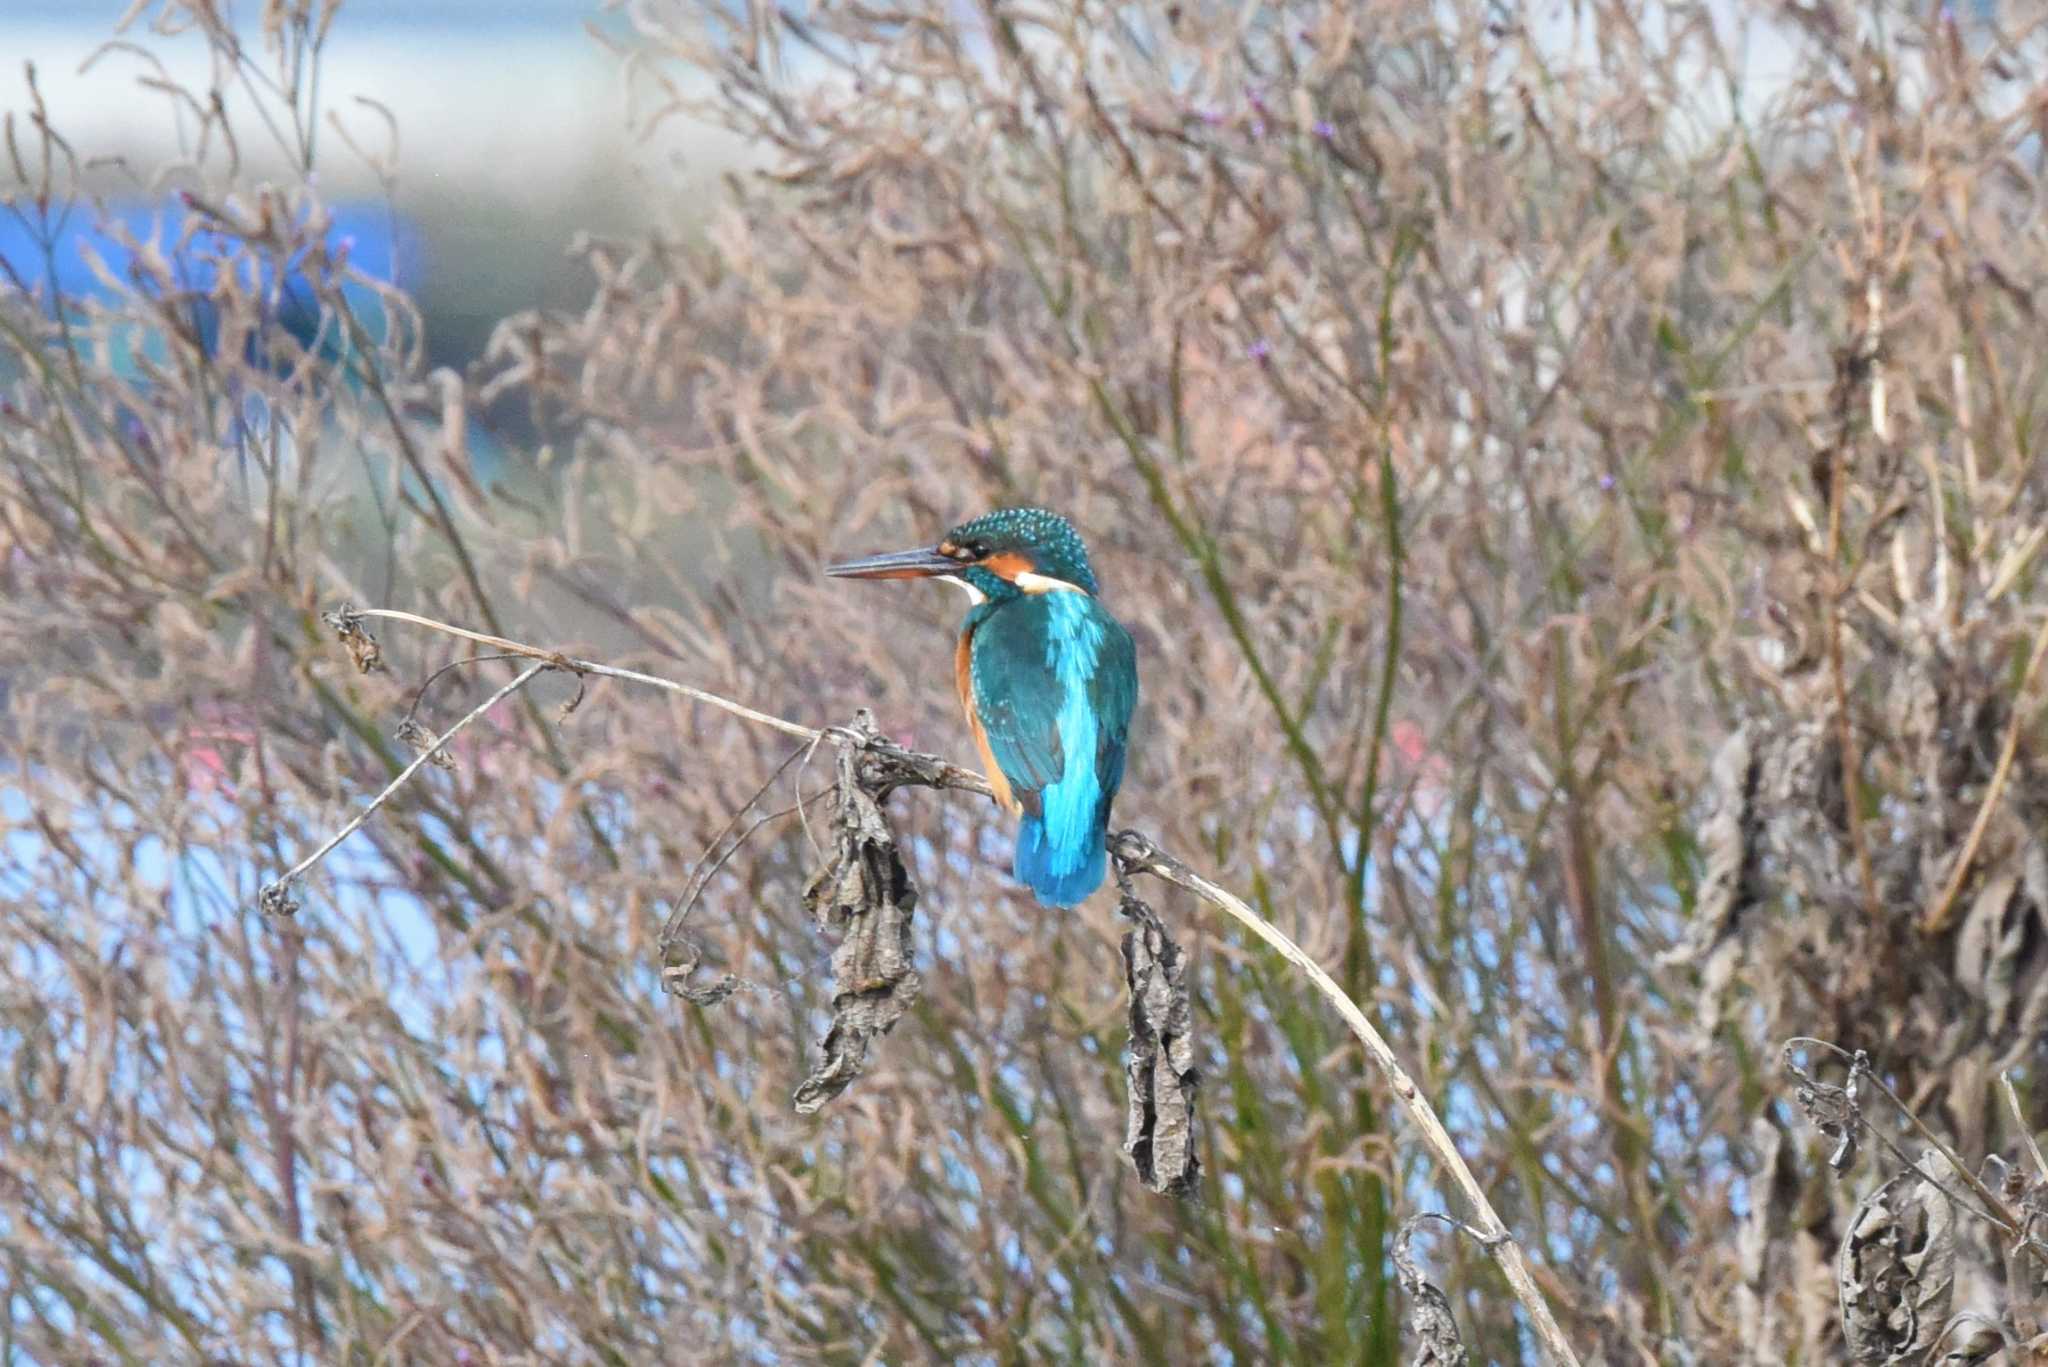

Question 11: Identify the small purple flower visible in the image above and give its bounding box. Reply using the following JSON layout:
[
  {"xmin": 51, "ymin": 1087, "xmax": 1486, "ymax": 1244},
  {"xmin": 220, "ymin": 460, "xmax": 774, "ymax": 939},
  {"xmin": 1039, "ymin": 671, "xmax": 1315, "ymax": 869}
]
[
  {"xmin": 1938, "ymin": 1, "xmax": 1956, "ymax": 26},
  {"xmin": 1598, "ymin": 473, "xmax": 1616, "ymax": 491},
  {"xmin": 1196, "ymin": 106, "xmax": 1224, "ymax": 127},
  {"xmin": 1312, "ymin": 119, "xmax": 1336, "ymax": 140},
  {"xmin": 1248, "ymin": 337, "xmax": 1272, "ymax": 363},
  {"xmin": 1249, "ymin": 118, "xmax": 1267, "ymax": 139},
  {"xmin": 1246, "ymin": 87, "xmax": 1267, "ymax": 114}
]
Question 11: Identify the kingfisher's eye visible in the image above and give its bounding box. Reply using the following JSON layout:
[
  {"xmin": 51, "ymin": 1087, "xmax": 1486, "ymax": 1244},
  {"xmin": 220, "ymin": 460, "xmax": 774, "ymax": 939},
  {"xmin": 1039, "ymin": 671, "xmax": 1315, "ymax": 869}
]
[{"xmin": 963, "ymin": 540, "xmax": 991, "ymax": 559}]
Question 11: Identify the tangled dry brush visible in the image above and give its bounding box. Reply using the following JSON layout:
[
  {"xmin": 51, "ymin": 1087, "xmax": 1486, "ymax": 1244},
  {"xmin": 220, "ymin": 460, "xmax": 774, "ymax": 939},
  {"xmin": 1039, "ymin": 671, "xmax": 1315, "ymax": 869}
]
[{"xmin": 7, "ymin": 0, "xmax": 2048, "ymax": 1362}]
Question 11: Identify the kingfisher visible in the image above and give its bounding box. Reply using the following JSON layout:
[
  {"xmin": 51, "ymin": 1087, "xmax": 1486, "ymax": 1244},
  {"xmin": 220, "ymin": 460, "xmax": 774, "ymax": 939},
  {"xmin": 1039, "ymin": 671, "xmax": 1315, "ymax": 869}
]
[{"xmin": 826, "ymin": 507, "xmax": 1138, "ymax": 907}]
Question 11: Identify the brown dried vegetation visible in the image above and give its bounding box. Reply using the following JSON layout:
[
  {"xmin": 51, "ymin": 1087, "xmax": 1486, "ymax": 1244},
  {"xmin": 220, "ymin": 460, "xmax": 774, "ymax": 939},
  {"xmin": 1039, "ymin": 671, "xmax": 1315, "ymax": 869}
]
[{"xmin": 9, "ymin": 0, "xmax": 2048, "ymax": 1361}]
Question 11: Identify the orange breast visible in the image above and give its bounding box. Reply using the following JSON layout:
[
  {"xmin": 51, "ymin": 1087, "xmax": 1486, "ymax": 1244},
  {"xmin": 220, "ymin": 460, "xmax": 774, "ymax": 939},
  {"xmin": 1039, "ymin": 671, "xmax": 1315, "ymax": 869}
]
[{"xmin": 956, "ymin": 626, "xmax": 1020, "ymax": 813}]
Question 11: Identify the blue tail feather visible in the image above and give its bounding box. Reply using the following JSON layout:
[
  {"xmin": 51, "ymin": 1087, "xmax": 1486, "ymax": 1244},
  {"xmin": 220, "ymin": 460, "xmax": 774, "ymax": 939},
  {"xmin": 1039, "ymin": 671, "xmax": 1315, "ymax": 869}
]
[{"xmin": 1014, "ymin": 810, "xmax": 1107, "ymax": 907}]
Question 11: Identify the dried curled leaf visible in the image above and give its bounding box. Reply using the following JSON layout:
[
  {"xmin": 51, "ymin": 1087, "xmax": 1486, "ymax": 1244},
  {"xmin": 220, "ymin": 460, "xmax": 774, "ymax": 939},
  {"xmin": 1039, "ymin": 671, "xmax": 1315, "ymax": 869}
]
[
  {"xmin": 659, "ymin": 935, "xmax": 741, "ymax": 1007},
  {"xmin": 1839, "ymin": 1150, "xmax": 1958, "ymax": 1364},
  {"xmin": 1117, "ymin": 883, "xmax": 1200, "ymax": 1198},
  {"xmin": 323, "ymin": 602, "xmax": 385, "ymax": 674},
  {"xmin": 1393, "ymin": 1217, "xmax": 1469, "ymax": 1367},
  {"xmin": 1787, "ymin": 1045, "xmax": 1865, "ymax": 1173},
  {"xmin": 394, "ymin": 716, "xmax": 456, "ymax": 770},
  {"xmin": 793, "ymin": 732, "xmax": 922, "ymax": 1114}
]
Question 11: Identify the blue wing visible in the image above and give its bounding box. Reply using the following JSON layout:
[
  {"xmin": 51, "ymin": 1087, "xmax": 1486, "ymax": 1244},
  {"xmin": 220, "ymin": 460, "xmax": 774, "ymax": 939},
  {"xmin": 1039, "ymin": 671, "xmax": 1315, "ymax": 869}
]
[
  {"xmin": 970, "ymin": 593, "xmax": 1136, "ymax": 905},
  {"xmin": 965, "ymin": 603, "xmax": 1065, "ymax": 815}
]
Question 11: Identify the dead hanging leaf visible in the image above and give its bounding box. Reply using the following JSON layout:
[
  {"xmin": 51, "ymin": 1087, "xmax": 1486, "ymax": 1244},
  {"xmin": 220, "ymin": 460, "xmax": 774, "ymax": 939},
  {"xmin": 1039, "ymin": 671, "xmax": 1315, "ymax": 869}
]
[
  {"xmin": 793, "ymin": 730, "xmax": 922, "ymax": 1114},
  {"xmin": 1393, "ymin": 1216, "xmax": 1469, "ymax": 1367},
  {"xmin": 1839, "ymin": 1150, "xmax": 1958, "ymax": 1364},
  {"xmin": 393, "ymin": 716, "xmax": 456, "ymax": 770},
  {"xmin": 323, "ymin": 602, "xmax": 385, "ymax": 674},
  {"xmin": 1117, "ymin": 882, "xmax": 1200, "ymax": 1198}
]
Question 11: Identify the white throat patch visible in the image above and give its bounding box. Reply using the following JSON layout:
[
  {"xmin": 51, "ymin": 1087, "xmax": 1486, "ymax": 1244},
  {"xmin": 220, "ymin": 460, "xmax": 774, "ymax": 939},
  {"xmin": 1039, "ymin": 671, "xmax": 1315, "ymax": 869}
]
[
  {"xmin": 942, "ymin": 574, "xmax": 988, "ymax": 605},
  {"xmin": 1015, "ymin": 571, "xmax": 1088, "ymax": 595}
]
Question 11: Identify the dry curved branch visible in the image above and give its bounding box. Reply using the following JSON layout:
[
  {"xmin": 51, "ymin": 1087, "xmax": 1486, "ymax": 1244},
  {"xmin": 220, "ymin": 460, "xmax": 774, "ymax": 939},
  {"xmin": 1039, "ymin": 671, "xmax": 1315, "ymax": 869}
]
[{"xmin": 302, "ymin": 604, "xmax": 1583, "ymax": 1366}]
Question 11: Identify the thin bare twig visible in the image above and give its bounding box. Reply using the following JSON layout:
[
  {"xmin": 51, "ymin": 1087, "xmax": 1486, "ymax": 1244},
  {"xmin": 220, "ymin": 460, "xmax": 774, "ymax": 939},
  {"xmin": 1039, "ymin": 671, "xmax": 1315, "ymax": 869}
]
[
  {"xmin": 663, "ymin": 741, "xmax": 829, "ymax": 949},
  {"xmin": 260, "ymin": 661, "xmax": 551, "ymax": 913},
  {"xmin": 349, "ymin": 606, "xmax": 819, "ymax": 742},
  {"xmin": 401, "ymin": 651, "xmax": 526, "ymax": 726}
]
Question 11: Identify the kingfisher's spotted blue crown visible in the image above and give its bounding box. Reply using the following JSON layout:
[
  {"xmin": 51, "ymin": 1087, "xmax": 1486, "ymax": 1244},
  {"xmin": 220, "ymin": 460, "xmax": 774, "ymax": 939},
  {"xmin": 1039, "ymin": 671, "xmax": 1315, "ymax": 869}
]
[
  {"xmin": 826, "ymin": 506, "xmax": 1138, "ymax": 906},
  {"xmin": 943, "ymin": 507, "xmax": 1100, "ymax": 599}
]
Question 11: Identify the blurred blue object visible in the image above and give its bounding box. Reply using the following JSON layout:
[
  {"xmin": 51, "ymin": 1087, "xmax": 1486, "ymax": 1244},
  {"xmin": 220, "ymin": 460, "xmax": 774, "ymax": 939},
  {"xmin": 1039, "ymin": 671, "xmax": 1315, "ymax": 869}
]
[
  {"xmin": 0, "ymin": 196, "xmax": 518, "ymax": 495},
  {"xmin": 0, "ymin": 197, "xmax": 421, "ymax": 372}
]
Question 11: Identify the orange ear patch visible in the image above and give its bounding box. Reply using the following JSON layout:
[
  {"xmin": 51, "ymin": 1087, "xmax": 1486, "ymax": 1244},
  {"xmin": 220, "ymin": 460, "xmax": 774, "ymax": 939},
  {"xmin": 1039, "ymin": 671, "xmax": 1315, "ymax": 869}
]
[{"xmin": 980, "ymin": 550, "xmax": 1033, "ymax": 581}]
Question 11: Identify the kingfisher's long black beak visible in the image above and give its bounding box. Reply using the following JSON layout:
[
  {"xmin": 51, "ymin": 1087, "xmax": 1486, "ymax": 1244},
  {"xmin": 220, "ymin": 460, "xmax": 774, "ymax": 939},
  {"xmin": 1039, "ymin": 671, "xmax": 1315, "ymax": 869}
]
[{"xmin": 824, "ymin": 546, "xmax": 958, "ymax": 580}]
